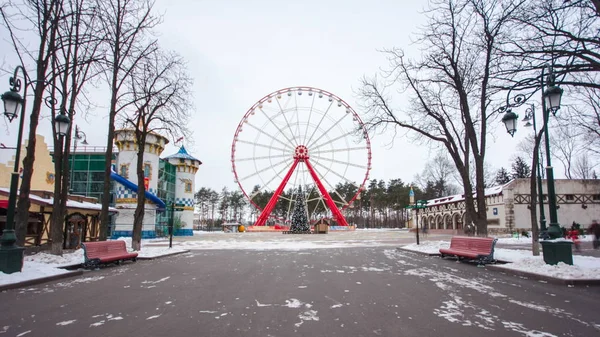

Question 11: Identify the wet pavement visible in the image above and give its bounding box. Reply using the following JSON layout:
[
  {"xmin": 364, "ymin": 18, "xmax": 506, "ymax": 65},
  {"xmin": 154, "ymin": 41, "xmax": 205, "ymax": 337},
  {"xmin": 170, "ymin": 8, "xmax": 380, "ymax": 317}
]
[{"xmin": 1, "ymin": 232, "xmax": 599, "ymax": 337}]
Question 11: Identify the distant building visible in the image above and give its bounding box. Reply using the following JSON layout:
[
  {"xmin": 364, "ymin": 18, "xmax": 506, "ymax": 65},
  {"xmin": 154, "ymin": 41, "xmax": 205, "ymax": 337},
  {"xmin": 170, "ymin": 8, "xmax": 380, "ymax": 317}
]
[
  {"xmin": 1, "ymin": 130, "xmax": 202, "ymax": 246},
  {"xmin": 410, "ymin": 179, "xmax": 600, "ymax": 234},
  {"xmin": 0, "ymin": 135, "xmax": 118, "ymax": 248}
]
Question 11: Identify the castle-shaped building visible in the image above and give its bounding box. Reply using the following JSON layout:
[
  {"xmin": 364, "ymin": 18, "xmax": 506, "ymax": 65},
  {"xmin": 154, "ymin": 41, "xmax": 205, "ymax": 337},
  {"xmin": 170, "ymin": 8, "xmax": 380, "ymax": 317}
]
[{"xmin": 68, "ymin": 128, "xmax": 201, "ymax": 239}]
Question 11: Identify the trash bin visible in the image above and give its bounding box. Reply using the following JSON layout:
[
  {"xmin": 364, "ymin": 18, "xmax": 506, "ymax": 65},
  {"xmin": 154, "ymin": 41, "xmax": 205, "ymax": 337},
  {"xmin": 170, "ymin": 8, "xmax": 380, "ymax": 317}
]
[{"xmin": 540, "ymin": 241, "xmax": 573, "ymax": 265}]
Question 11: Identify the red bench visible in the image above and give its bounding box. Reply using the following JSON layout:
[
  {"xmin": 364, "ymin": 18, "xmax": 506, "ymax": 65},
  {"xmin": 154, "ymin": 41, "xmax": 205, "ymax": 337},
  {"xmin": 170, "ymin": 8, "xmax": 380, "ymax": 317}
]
[
  {"xmin": 439, "ymin": 236, "xmax": 497, "ymax": 266},
  {"xmin": 82, "ymin": 240, "xmax": 138, "ymax": 268}
]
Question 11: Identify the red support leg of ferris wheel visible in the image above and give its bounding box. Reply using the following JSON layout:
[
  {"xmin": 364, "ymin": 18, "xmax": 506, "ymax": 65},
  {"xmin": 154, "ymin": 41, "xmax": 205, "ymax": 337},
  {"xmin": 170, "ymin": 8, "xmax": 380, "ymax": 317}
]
[
  {"xmin": 254, "ymin": 159, "xmax": 300, "ymax": 227},
  {"xmin": 253, "ymin": 144, "xmax": 350, "ymax": 227},
  {"xmin": 304, "ymin": 158, "xmax": 349, "ymax": 227}
]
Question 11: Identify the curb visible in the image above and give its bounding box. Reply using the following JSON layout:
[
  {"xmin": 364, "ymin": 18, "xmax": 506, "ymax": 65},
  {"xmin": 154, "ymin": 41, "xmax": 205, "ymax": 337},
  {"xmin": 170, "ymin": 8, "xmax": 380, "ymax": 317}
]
[
  {"xmin": 486, "ymin": 265, "xmax": 600, "ymax": 286},
  {"xmin": 395, "ymin": 247, "xmax": 600, "ymax": 286},
  {"xmin": 0, "ymin": 270, "xmax": 84, "ymax": 292},
  {"xmin": 137, "ymin": 250, "xmax": 190, "ymax": 260}
]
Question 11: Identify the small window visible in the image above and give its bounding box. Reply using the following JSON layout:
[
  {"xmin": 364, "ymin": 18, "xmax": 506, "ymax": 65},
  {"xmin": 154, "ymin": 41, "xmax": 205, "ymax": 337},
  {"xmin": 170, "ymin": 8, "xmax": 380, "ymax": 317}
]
[
  {"xmin": 566, "ymin": 195, "xmax": 574, "ymax": 201},
  {"xmin": 144, "ymin": 163, "xmax": 151, "ymax": 178},
  {"xmin": 185, "ymin": 182, "xmax": 192, "ymax": 193},
  {"xmin": 593, "ymin": 195, "xmax": 600, "ymax": 201},
  {"xmin": 119, "ymin": 164, "xmax": 129, "ymax": 179}
]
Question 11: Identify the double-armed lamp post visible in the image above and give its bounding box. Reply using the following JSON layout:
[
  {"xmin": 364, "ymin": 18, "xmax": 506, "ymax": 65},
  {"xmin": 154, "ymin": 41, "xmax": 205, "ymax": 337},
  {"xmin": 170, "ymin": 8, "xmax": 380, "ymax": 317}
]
[
  {"xmin": 500, "ymin": 66, "xmax": 563, "ymax": 239},
  {"xmin": 0, "ymin": 66, "xmax": 71, "ymax": 274},
  {"xmin": 407, "ymin": 186, "xmax": 427, "ymax": 245},
  {"xmin": 500, "ymin": 66, "xmax": 572, "ymax": 265}
]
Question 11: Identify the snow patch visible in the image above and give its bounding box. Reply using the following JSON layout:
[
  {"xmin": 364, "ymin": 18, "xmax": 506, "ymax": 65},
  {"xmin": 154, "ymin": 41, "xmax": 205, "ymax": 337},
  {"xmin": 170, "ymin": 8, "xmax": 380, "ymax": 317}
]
[{"xmin": 56, "ymin": 320, "xmax": 76, "ymax": 326}]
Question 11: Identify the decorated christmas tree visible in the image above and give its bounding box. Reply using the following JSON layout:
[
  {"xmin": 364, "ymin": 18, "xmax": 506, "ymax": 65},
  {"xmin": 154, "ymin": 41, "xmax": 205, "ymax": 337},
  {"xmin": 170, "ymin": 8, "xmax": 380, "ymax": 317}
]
[{"xmin": 289, "ymin": 187, "xmax": 310, "ymax": 233}]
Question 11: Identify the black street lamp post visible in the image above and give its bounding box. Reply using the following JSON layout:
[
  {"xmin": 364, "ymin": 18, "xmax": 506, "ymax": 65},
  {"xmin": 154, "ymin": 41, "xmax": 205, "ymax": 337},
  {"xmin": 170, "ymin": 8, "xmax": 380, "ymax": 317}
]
[
  {"xmin": 0, "ymin": 66, "xmax": 70, "ymax": 274},
  {"xmin": 501, "ymin": 66, "xmax": 572, "ymax": 265}
]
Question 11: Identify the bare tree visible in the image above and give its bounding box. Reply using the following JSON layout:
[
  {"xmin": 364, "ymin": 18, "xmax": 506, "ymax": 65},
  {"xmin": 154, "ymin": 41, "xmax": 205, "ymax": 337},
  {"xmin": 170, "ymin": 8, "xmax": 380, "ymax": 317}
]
[
  {"xmin": 1, "ymin": 0, "xmax": 64, "ymax": 246},
  {"xmin": 565, "ymin": 79, "xmax": 600, "ymax": 158},
  {"xmin": 414, "ymin": 152, "xmax": 460, "ymax": 196},
  {"xmin": 359, "ymin": 0, "xmax": 524, "ymax": 235},
  {"xmin": 120, "ymin": 49, "xmax": 192, "ymax": 251},
  {"xmin": 516, "ymin": 132, "xmax": 546, "ymax": 178},
  {"xmin": 572, "ymin": 154, "xmax": 597, "ymax": 178},
  {"xmin": 550, "ymin": 124, "xmax": 579, "ymax": 179},
  {"xmin": 503, "ymin": 0, "xmax": 600, "ymax": 91},
  {"xmin": 45, "ymin": 0, "xmax": 102, "ymax": 255},
  {"xmin": 96, "ymin": 0, "xmax": 160, "ymax": 241}
]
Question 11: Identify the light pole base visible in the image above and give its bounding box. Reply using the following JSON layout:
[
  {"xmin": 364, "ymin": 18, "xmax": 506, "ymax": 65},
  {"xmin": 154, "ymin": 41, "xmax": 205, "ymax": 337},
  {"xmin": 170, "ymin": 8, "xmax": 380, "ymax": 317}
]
[
  {"xmin": 0, "ymin": 245, "xmax": 25, "ymax": 274},
  {"xmin": 540, "ymin": 241, "xmax": 573, "ymax": 265}
]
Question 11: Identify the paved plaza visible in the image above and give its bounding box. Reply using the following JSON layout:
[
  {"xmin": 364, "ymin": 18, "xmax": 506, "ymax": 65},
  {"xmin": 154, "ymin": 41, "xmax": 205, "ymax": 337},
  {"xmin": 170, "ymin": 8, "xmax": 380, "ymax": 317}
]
[{"xmin": 1, "ymin": 231, "xmax": 599, "ymax": 336}]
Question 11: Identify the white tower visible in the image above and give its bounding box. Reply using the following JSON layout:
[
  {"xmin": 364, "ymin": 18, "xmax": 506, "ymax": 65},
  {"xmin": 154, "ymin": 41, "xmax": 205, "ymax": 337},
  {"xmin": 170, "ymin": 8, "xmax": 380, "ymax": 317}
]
[
  {"xmin": 112, "ymin": 129, "xmax": 169, "ymax": 238},
  {"xmin": 164, "ymin": 145, "xmax": 202, "ymax": 236}
]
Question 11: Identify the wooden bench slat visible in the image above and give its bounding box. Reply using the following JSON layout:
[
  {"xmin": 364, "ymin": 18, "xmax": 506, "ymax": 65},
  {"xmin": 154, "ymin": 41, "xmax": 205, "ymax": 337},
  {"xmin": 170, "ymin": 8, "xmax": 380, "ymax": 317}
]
[
  {"xmin": 439, "ymin": 236, "xmax": 497, "ymax": 265},
  {"xmin": 82, "ymin": 240, "xmax": 138, "ymax": 268}
]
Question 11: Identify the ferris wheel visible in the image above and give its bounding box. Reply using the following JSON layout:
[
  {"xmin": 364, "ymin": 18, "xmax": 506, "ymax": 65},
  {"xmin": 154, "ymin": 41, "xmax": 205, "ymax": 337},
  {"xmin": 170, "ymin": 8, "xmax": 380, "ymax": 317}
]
[{"xmin": 231, "ymin": 87, "xmax": 372, "ymax": 226}]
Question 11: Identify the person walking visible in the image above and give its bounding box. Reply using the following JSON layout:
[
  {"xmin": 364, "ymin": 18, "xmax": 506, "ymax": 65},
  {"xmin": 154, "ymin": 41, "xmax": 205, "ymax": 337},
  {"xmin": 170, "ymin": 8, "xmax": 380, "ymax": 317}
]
[
  {"xmin": 567, "ymin": 223, "xmax": 581, "ymax": 252},
  {"xmin": 588, "ymin": 220, "xmax": 600, "ymax": 250}
]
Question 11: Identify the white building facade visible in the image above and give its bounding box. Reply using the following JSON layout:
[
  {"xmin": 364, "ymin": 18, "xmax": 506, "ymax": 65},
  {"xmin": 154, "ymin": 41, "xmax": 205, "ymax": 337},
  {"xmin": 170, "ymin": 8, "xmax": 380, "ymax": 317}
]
[{"xmin": 412, "ymin": 179, "xmax": 600, "ymax": 235}]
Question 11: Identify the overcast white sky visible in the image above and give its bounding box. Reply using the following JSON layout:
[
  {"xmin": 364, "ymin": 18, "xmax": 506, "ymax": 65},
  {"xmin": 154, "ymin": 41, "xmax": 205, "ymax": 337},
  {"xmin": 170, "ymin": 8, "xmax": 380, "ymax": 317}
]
[{"xmin": 0, "ymin": 0, "xmax": 534, "ymax": 193}]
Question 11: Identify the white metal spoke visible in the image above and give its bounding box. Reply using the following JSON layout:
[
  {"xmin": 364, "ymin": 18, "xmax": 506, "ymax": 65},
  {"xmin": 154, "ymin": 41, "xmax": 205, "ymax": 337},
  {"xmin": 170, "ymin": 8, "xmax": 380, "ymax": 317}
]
[
  {"xmin": 259, "ymin": 107, "xmax": 297, "ymax": 149},
  {"xmin": 305, "ymin": 101, "xmax": 333, "ymax": 146},
  {"xmin": 307, "ymin": 113, "xmax": 350, "ymax": 149},
  {"xmin": 303, "ymin": 94, "xmax": 316, "ymax": 145},
  {"xmin": 240, "ymin": 158, "xmax": 291, "ymax": 181},
  {"xmin": 314, "ymin": 146, "xmax": 367, "ymax": 155},
  {"xmin": 235, "ymin": 139, "xmax": 289, "ymax": 153},
  {"xmin": 310, "ymin": 130, "xmax": 356, "ymax": 151},
  {"xmin": 311, "ymin": 155, "xmax": 367, "ymax": 170},
  {"xmin": 276, "ymin": 97, "xmax": 299, "ymax": 146},
  {"xmin": 313, "ymin": 160, "xmax": 359, "ymax": 186},
  {"xmin": 236, "ymin": 153, "xmax": 289, "ymax": 162},
  {"xmin": 246, "ymin": 122, "xmax": 294, "ymax": 150}
]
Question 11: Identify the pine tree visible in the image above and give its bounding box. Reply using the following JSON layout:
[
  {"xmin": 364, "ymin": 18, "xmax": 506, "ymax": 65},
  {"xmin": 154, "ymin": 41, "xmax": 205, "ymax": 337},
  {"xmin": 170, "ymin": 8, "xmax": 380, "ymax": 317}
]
[
  {"xmin": 511, "ymin": 156, "xmax": 531, "ymax": 179},
  {"xmin": 290, "ymin": 187, "xmax": 310, "ymax": 233},
  {"xmin": 495, "ymin": 167, "xmax": 512, "ymax": 185}
]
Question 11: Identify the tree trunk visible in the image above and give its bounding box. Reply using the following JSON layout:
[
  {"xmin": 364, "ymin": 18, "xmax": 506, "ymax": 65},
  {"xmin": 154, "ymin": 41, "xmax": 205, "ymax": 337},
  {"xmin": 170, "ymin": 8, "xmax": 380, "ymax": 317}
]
[
  {"xmin": 132, "ymin": 133, "xmax": 147, "ymax": 251},
  {"xmin": 529, "ymin": 159, "xmax": 540, "ymax": 256},
  {"xmin": 15, "ymin": 82, "xmax": 47, "ymax": 247},
  {"xmin": 99, "ymin": 88, "xmax": 118, "ymax": 241},
  {"xmin": 474, "ymin": 156, "xmax": 488, "ymax": 237}
]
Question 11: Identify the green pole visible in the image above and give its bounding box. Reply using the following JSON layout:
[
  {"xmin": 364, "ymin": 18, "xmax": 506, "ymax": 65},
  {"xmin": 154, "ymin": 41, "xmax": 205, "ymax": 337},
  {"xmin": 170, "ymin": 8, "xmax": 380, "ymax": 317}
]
[
  {"xmin": 540, "ymin": 69, "xmax": 561, "ymax": 239},
  {"xmin": 0, "ymin": 66, "xmax": 28, "ymax": 274},
  {"xmin": 169, "ymin": 202, "xmax": 174, "ymax": 248}
]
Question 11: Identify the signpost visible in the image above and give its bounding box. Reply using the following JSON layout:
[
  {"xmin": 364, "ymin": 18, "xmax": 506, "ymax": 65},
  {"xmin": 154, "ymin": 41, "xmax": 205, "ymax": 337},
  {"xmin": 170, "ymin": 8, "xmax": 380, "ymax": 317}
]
[
  {"xmin": 169, "ymin": 202, "xmax": 185, "ymax": 248},
  {"xmin": 407, "ymin": 187, "xmax": 427, "ymax": 245}
]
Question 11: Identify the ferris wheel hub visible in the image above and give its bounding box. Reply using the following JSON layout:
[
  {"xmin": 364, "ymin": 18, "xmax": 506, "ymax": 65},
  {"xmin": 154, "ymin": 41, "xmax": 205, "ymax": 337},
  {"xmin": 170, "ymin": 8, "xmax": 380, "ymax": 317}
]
[{"xmin": 293, "ymin": 145, "xmax": 309, "ymax": 160}]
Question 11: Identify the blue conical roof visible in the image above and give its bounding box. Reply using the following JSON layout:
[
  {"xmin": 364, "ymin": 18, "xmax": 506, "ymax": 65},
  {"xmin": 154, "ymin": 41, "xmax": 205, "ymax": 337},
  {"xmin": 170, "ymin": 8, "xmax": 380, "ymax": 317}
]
[{"xmin": 164, "ymin": 145, "xmax": 202, "ymax": 164}]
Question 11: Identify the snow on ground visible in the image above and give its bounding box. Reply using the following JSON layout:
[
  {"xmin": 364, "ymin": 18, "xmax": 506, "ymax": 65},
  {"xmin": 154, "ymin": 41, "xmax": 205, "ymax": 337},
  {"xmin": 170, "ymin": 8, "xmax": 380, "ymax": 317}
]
[
  {"xmin": 0, "ymin": 261, "xmax": 73, "ymax": 286},
  {"xmin": 3, "ymin": 231, "xmax": 599, "ymax": 288},
  {"xmin": 401, "ymin": 239, "xmax": 600, "ymax": 280},
  {"xmin": 0, "ymin": 239, "xmax": 187, "ymax": 287}
]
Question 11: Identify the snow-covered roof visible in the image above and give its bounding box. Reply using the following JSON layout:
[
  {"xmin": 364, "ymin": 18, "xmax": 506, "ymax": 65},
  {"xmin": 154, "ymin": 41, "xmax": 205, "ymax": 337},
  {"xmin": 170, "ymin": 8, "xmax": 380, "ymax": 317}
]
[
  {"xmin": 163, "ymin": 145, "xmax": 202, "ymax": 164},
  {"xmin": 0, "ymin": 188, "xmax": 118, "ymax": 213},
  {"xmin": 425, "ymin": 181, "xmax": 510, "ymax": 207}
]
